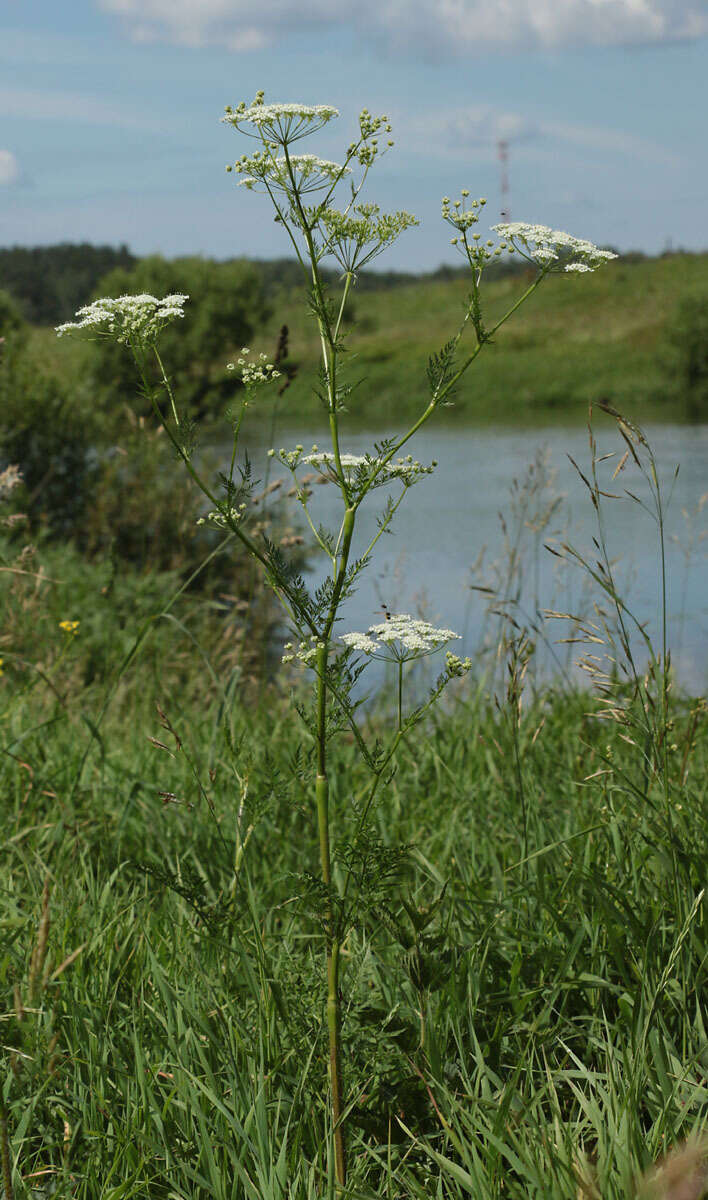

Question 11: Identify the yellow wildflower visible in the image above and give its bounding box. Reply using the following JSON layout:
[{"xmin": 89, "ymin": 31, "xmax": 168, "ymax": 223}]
[{"xmin": 59, "ymin": 620, "xmax": 80, "ymax": 635}]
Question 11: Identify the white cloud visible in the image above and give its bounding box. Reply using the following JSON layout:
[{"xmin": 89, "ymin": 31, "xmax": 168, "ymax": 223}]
[
  {"xmin": 0, "ymin": 150, "xmax": 20, "ymax": 186},
  {"xmin": 97, "ymin": 0, "xmax": 708, "ymax": 53}
]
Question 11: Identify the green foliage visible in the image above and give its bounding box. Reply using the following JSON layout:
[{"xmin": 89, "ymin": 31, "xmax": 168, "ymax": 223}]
[
  {"xmin": 665, "ymin": 291, "xmax": 708, "ymax": 418},
  {"xmin": 0, "ymin": 336, "xmax": 98, "ymax": 538},
  {"xmin": 0, "ymin": 288, "xmax": 26, "ymax": 341},
  {"xmin": 0, "ymin": 622, "xmax": 706, "ymax": 1195},
  {"xmin": 91, "ymin": 255, "xmax": 271, "ymax": 420},
  {"xmin": 0, "ymin": 242, "xmax": 137, "ymax": 324},
  {"xmin": 252, "ymin": 251, "xmax": 708, "ymax": 426}
]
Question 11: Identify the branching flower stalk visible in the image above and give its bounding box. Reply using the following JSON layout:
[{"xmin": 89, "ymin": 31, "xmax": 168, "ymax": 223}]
[{"xmin": 56, "ymin": 91, "xmax": 616, "ymax": 1187}]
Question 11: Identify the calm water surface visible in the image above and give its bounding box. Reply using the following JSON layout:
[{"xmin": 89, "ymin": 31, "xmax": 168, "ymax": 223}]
[{"xmin": 227, "ymin": 423, "xmax": 708, "ymax": 693}]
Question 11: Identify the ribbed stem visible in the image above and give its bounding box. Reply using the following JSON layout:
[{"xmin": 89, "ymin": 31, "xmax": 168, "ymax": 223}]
[
  {"xmin": 0, "ymin": 1102, "xmax": 13, "ymax": 1200},
  {"xmin": 315, "ymin": 646, "xmax": 346, "ymax": 1185}
]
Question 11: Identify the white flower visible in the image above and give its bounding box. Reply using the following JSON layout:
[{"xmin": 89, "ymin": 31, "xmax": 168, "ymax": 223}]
[
  {"xmin": 226, "ymin": 349, "xmax": 280, "ymax": 391},
  {"xmin": 491, "ymin": 222, "xmax": 617, "ymax": 273},
  {"xmin": 233, "ymin": 152, "xmax": 350, "ymax": 194},
  {"xmin": 530, "ymin": 247, "xmax": 558, "ymax": 264},
  {"xmin": 341, "ymin": 614, "xmax": 460, "ymax": 661},
  {"xmin": 339, "ymin": 632, "xmax": 378, "ymax": 655},
  {"xmin": 223, "ymin": 101, "xmax": 338, "ymax": 126},
  {"xmin": 301, "ymin": 451, "xmax": 435, "ymax": 483},
  {"xmin": 281, "ymin": 635, "xmax": 322, "ymax": 666},
  {"xmin": 56, "ymin": 293, "xmax": 188, "ymax": 345},
  {"xmin": 196, "ymin": 502, "xmax": 247, "ymax": 529},
  {"xmin": 222, "ymin": 99, "xmax": 339, "ymax": 143}
]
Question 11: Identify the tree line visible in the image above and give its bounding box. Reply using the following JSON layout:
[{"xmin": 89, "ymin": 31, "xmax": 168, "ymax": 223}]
[{"xmin": 0, "ymin": 242, "xmax": 535, "ymax": 327}]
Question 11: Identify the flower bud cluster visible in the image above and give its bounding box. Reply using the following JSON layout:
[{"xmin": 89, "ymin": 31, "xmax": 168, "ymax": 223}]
[
  {"xmin": 491, "ymin": 223, "xmax": 618, "ymax": 273},
  {"xmin": 319, "ymin": 203, "xmax": 418, "ymax": 273},
  {"xmin": 441, "ymin": 194, "xmax": 509, "ymax": 268},
  {"xmin": 444, "ymin": 651, "xmax": 473, "ymax": 678},
  {"xmin": 222, "ymin": 93, "xmax": 339, "ymax": 142},
  {"xmin": 347, "ymin": 108, "xmax": 394, "ymax": 167},
  {"xmin": 229, "ymin": 152, "xmax": 350, "ymax": 194},
  {"xmin": 281, "ymin": 636, "xmax": 324, "ymax": 666},
  {"xmin": 441, "ymin": 192, "xmax": 485, "ymax": 233},
  {"xmin": 55, "ymin": 294, "xmax": 188, "ymax": 346},
  {"xmin": 271, "ymin": 444, "xmax": 307, "ymax": 470},
  {"xmin": 226, "ymin": 349, "xmax": 280, "ymax": 390},
  {"xmin": 196, "ymin": 503, "xmax": 247, "ymax": 529}
]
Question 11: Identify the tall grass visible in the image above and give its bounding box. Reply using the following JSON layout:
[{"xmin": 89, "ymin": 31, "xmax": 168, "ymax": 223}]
[{"xmin": 1, "ymin": 416, "xmax": 707, "ymax": 1195}]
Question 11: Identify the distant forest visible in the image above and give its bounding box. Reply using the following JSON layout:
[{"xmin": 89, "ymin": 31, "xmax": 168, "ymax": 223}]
[{"xmin": 0, "ymin": 242, "xmax": 549, "ymax": 326}]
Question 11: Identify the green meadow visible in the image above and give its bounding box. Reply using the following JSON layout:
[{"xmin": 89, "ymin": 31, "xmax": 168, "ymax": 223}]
[
  {"xmin": 1, "ymin": 244, "xmax": 707, "ymax": 1197},
  {"xmin": 1, "ymin": 532, "xmax": 707, "ymax": 1197},
  {"xmin": 252, "ymin": 252, "xmax": 708, "ymax": 426},
  {"xmin": 11, "ymin": 249, "xmax": 708, "ymax": 432}
]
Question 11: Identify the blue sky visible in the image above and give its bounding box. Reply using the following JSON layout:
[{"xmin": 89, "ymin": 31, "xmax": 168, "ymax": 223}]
[{"xmin": 0, "ymin": 0, "xmax": 706, "ymax": 271}]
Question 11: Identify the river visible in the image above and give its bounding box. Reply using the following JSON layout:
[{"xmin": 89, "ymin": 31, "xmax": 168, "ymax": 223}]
[{"xmin": 224, "ymin": 421, "xmax": 708, "ymax": 695}]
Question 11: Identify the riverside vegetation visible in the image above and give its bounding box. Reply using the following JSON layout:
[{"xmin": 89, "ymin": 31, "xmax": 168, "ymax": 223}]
[
  {"xmin": 0, "ymin": 94, "xmax": 707, "ymax": 1199},
  {"xmin": 2, "ymin": 245, "xmax": 708, "ymax": 435}
]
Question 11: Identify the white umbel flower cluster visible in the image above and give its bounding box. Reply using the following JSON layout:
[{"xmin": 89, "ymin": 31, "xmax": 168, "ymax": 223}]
[
  {"xmin": 55, "ymin": 294, "xmax": 188, "ymax": 345},
  {"xmin": 341, "ymin": 614, "xmax": 461, "ymax": 661},
  {"xmin": 491, "ymin": 223, "xmax": 618, "ymax": 272},
  {"xmin": 230, "ymin": 152, "xmax": 350, "ymax": 193},
  {"xmin": 222, "ymin": 96, "xmax": 339, "ymax": 142},
  {"xmin": 301, "ymin": 451, "xmax": 436, "ymax": 483},
  {"xmin": 226, "ymin": 349, "xmax": 280, "ymax": 389}
]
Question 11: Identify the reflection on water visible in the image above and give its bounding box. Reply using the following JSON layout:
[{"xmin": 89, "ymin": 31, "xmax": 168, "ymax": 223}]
[{"xmin": 225, "ymin": 422, "xmax": 708, "ymax": 694}]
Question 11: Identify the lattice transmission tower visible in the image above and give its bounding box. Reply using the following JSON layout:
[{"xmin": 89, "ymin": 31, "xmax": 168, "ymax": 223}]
[{"xmin": 497, "ymin": 138, "xmax": 511, "ymax": 221}]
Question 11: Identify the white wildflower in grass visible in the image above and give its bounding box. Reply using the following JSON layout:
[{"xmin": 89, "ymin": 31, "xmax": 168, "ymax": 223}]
[
  {"xmin": 491, "ymin": 222, "xmax": 618, "ymax": 273},
  {"xmin": 338, "ymin": 631, "xmax": 379, "ymax": 655},
  {"xmin": 231, "ymin": 152, "xmax": 350, "ymax": 194},
  {"xmin": 226, "ymin": 349, "xmax": 280, "ymax": 391},
  {"xmin": 300, "ymin": 451, "xmax": 435, "ymax": 484},
  {"xmin": 222, "ymin": 93, "xmax": 339, "ymax": 141},
  {"xmin": 53, "ymin": 89, "xmax": 619, "ymax": 1188},
  {"xmin": 342, "ymin": 614, "xmax": 461, "ymax": 663},
  {"xmin": 55, "ymin": 294, "xmax": 188, "ymax": 346}
]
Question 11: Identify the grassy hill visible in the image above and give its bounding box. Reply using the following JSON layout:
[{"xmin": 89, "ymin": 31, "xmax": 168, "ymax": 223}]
[
  {"xmin": 253, "ymin": 251, "xmax": 708, "ymax": 427},
  {"xmin": 20, "ymin": 249, "xmax": 708, "ymax": 430}
]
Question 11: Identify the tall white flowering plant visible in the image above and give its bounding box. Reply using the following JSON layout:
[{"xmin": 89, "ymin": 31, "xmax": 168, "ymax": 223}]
[{"xmin": 57, "ymin": 92, "xmax": 616, "ymax": 1184}]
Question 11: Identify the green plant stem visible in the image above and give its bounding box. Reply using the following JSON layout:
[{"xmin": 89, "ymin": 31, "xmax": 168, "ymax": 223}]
[
  {"xmin": 0, "ymin": 1101, "xmax": 12, "ymax": 1200},
  {"xmin": 140, "ymin": 348, "xmax": 316, "ymax": 636},
  {"xmin": 418, "ymin": 988, "xmax": 427, "ymax": 1052},
  {"xmin": 315, "ymin": 643, "xmax": 346, "ymax": 1186},
  {"xmin": 653, "ymin": 455, "xmax": 681, "ymax": 918},
  {"xmin": 397, "ymin": 659, "xmax": 403, "ymax": 733}
]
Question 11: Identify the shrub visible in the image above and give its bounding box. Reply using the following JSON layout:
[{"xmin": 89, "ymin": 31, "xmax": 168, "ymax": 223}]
[
  {"xmin": 665, "ymin": 291, "xmax": 708, "ymax": 418},
  {"xmin": 89, "ymin": 255, "xmax": 271, "ymax": 420}
]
